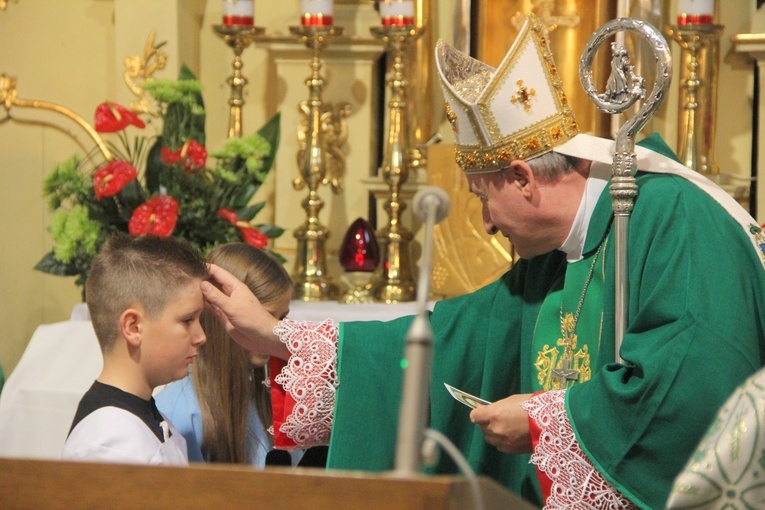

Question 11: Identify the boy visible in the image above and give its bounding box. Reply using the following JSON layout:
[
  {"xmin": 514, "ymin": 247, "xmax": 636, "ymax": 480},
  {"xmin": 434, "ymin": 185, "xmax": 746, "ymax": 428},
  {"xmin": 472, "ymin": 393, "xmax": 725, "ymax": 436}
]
[{"xmin": 61, "ymin": 233, "xmax": 208, "ymax": 465}]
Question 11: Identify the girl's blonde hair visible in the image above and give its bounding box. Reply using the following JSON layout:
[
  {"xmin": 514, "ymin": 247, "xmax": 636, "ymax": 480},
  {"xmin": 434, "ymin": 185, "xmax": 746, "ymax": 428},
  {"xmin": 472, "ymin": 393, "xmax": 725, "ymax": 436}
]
[{"xmin": 194, "ymin": 243, "xmax": 291, "ymax": 463}]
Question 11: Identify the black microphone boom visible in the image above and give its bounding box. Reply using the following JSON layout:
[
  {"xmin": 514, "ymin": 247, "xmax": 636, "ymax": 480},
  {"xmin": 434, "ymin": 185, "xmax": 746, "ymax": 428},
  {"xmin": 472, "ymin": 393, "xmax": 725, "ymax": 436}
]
[{"xmin": 265, "ymin": 449, "xmax": 292, "ymax": 467}]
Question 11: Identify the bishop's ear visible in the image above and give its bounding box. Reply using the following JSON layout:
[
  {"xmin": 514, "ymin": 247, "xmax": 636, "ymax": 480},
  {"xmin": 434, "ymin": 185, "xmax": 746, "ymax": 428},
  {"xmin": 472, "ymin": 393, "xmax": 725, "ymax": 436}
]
[
  {"xmin": 509, "ymin": 160, "xmax": 535, "ymax": 196},
  {"xmin": 121, "ymin": 309, "xmax": 143, "ymax": 348}
]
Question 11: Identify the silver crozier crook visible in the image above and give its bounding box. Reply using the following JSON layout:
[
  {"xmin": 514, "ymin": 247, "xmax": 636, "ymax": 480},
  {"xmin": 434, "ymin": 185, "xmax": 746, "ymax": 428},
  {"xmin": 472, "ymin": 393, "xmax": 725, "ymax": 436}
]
[{"xmin": 579, "ymin": 19, "xmax": 672, "ymax": 363}]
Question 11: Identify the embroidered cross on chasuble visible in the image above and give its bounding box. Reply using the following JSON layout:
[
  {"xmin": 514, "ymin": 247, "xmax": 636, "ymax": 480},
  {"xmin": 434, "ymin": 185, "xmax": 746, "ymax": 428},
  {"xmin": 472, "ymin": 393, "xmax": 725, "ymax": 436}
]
[{"xmin": 532, "ymin": 242, "xmax": 606, "ymax": 391}]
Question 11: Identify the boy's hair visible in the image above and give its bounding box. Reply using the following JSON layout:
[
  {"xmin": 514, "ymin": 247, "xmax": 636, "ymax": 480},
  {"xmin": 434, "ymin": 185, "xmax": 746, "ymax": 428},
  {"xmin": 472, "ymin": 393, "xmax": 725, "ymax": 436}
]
[
  {"xmin": 194, "ymin": 243, "xmax": 291, "ymax": 463},
  {"xmin": 86, "ymin": 233, "xmax": 208, "ymax": 352}
]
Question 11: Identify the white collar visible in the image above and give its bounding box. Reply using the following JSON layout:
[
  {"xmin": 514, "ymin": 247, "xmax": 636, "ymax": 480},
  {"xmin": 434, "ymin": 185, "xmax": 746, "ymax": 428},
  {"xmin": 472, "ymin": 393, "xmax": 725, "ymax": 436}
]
[{"xmin": 559, "ymin": 161, "xmax": 611, "ymax": 262}]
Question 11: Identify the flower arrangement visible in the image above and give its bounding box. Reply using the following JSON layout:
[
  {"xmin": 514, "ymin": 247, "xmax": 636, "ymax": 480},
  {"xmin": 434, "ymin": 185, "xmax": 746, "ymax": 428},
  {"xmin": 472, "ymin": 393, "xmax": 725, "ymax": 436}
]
[{"xmin": 36, "ymin": 65, "xmax": 284, "ymax": 289}]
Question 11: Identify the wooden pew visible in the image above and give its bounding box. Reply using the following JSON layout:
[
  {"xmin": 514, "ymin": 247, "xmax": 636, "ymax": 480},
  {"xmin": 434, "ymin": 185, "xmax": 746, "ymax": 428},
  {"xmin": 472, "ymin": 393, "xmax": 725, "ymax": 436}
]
[{"xmin": 0, "ymin": 457, "xmax": 537, "ymax": 509}]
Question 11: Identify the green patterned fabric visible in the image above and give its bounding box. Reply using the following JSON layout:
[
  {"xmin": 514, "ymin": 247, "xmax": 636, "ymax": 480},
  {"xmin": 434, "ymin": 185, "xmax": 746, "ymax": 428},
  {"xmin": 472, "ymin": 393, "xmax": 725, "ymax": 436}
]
[
  {"xmin": 327, "ymin": 136, "xmax": 765, "ymax": 509},
  {"xmin": 666, "ymin": 366, "xmax": 765, "ymax": 508}
]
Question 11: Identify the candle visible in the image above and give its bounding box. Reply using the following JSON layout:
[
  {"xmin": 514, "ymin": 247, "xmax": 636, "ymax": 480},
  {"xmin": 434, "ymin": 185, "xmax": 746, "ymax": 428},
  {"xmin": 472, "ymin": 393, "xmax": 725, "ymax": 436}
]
[
  {"xmin": 222, "ymin": 0, "xmax": 254, "ymax": 26},
  {"xmin": 677, "ymin": 0, "xmax": 714, "ymax": 26},
  {"xmin": 301, "ymin": 0, "xmax": 334, "ymax": 27},
  {"xmin": 379, "ymin": 0, "xmax": 415, "ymax": 28}
]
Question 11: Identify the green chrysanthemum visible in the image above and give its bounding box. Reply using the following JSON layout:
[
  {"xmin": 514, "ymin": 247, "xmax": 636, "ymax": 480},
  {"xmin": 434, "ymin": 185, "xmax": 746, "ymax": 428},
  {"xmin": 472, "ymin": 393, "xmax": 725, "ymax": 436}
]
[
  {"xmin": 43, "ymin": 156, "xmax": 90, "ymax": 210},
  {"xmin": 143, "ymin": 78, "xmax": 204, "ymax": 105},
  {"xmin": 211, "ymin": 134, "xmax": 271, "ymax": 179},
  {"xmin": 49, "ymin": 205, "xmax": 101, "ymax": 264},
  {"xmin": 215, "ymin": 167, "xmax": 242, "ymax": 184}
]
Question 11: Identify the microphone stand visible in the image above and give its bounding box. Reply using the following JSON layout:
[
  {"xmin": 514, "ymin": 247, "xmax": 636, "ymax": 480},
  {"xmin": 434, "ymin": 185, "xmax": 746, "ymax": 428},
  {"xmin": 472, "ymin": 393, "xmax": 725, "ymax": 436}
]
[{"xmin": 393, "ymin": 187, "xmax": 448, "ymax": 476}]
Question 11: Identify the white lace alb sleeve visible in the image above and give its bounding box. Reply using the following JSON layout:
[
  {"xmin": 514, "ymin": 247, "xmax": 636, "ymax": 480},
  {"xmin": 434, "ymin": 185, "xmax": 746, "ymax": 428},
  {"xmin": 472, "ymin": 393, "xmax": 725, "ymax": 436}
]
[
  {"xmin": 522, "ymin": 390, "xmax": 637, "ymax": 509},
  {"xmin": 272, "ymin": 319, "xmax": 339, "ymax": 448}
]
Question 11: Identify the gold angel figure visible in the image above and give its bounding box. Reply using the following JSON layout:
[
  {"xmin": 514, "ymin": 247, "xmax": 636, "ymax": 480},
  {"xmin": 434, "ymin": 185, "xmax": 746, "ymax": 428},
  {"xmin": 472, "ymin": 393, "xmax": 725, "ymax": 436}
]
[{"xmin": 123, "ymin": 31, "xmax": 168, "ymax": 116}]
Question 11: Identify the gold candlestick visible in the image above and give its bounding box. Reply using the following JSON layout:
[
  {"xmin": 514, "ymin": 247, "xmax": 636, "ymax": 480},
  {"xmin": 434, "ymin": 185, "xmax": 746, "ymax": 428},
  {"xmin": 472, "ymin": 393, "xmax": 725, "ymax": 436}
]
[
  {"xmin": 213, "ymin": 24, "xmax": 265, "ymax": 139},
  {"xmin": 667, "ymin": 24, "xmax": 724, "ymax": 175},
  {"xmin": 369, "ymin": 26, "xmax": 422, "ymax": 303},
  {"xmin": 290, "ymin": 25, "xmax": 349, "ymax": 301}
]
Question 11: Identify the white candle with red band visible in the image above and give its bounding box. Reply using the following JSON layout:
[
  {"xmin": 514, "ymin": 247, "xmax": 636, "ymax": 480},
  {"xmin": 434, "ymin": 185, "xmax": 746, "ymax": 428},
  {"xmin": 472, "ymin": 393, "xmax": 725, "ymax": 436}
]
[
  {"xmin": 677, "ymin": 0, "xmax": 714, "ymax": 26},
  {"xmin": 301, "ymin": 0, "xmax": 334, "ymax": 27},
  {"xmin": 379, "ymin": 0, "xmax": 415, "ymax": 27},
  {"xmin": 222, "ymin": 0, "xmax": 254, "ymax": 26}
]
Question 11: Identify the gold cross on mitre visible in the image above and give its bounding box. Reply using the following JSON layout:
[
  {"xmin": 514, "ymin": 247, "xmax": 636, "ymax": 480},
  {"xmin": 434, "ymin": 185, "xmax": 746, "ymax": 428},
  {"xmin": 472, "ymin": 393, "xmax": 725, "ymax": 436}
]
[{"xmin": 511, "ymin": 80, "xmax": 536, "ymax": 111}]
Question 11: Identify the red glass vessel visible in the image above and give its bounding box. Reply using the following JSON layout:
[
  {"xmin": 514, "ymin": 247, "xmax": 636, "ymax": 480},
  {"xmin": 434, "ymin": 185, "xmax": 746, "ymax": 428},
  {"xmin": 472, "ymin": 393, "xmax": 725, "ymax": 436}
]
[{"xmin": 339, "ymin": 218, "xmax": 380, "ymax": 272}]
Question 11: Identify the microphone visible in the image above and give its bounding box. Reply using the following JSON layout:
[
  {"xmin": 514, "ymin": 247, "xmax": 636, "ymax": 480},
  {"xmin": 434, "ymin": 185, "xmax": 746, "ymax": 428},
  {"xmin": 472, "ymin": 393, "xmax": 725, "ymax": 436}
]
[
  {"xmin": 265, "ymin": 449, "xmax": 292, "ymax": 467},
  {"xmin": 394, "ymin": 186, "xmax": 450, "ymax": 476},
  {"xmin": 412, "ymin": 186, "xmax": 451, "ymax": 224},
  {"xmin": 412, "ymin": 186, "xmax": 450, "ymax": 308},
  {"xmin": 297, "ymin": 445, "xmax": 329, "ymax": 468}
]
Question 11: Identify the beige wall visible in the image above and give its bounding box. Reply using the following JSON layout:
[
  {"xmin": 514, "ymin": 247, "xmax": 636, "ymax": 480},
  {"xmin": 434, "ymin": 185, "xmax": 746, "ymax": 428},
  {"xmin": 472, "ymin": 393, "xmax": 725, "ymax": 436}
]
[{"xmin": 0, "ymin": 0, "xmax": 758, "ymax": 377}]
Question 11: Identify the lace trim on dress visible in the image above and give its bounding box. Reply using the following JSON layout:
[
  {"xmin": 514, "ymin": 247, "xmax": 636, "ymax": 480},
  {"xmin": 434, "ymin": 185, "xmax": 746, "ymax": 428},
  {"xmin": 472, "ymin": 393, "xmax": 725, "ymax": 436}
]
[
  {"xmin": 522, "ymin": 391, "xmax": 637, "ymax": 510},
  {"xmin": 272, "ymin": 319, "xmax": 339, "ymax": 448}
]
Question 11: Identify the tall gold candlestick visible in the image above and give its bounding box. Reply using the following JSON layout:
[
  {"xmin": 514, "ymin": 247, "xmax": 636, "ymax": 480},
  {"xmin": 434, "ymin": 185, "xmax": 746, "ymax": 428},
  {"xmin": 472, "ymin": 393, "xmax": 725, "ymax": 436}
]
[
  {"xmin": 370, "ymin": 26, "xmax": 422, "ymax": 303},
  {"xmin": 290, "ymin": 25, "xmax": 349, "ymax": 301},
  {"xmin": 667, "ymin": 24, "xmax": 723, "ymax": 175},
  {"xmin": 213, "ymin": 24, "xmax": 265, "ymax": 138}
]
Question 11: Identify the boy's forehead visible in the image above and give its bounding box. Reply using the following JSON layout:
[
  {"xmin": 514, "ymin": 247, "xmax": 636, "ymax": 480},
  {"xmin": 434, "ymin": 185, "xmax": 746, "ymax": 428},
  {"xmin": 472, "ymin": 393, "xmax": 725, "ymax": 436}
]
[{"xmin": 155, "ymin": 278, "xmax": 205, "ymax": 310}]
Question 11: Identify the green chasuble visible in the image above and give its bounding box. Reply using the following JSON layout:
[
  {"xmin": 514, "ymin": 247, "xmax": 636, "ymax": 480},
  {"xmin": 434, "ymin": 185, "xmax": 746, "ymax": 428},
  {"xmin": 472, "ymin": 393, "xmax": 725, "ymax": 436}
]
[{"xmin": 327, "ymin": 136, "xmax": 765, "ymax": 509}]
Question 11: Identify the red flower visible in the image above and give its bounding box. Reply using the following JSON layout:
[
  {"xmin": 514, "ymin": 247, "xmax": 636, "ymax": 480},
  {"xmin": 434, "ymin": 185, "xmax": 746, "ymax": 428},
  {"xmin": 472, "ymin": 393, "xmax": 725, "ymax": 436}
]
[
  {"xmin": 217, "ymin": 207, "xmax": 267, "ymax": 247},
  {"xmin": 93, "ymin": 160, "xmax": 138, "ymax": 199},
  {"xmin": 128, "ymin": 195, "xmax": 179, "ymax": 238},
  {"xmin": 217, "ymin": 208, "xmax": 238, "ymax": 224},
  {"xmin": 160, "ymin": 139, "xmax": 207, "ymax": 172},
  {"xmin": 238, "ymin": 226, "xmax": 268, "ymax": 248},
  {"xmin": 94, "ymin": 102, "xmax": 145, "ymax": 133}
]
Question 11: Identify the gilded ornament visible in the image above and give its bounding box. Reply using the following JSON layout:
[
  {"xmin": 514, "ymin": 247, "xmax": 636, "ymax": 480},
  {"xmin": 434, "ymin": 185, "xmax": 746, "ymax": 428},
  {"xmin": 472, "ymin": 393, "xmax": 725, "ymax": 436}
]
[
  {"xmin": 510, "ymin": 0, "xmax": 581, "ymax": 34},
  {"xmin": 0, "ymin": 0, "xmax": 18, "ymax": 11},
  {"xmin": 0, "ymin": 73, "xmax": 18, "ymax": 110},
  {"xmin": 511, "ymin": 80, "xmax": 536, "ymax": 111},
  {"xmin": 444, "ymin": 101, "xmax": 458, "ymax": 133},
  {"xmin": 123, "ymin": 32, "xmax": 168, "ymax": 116}
]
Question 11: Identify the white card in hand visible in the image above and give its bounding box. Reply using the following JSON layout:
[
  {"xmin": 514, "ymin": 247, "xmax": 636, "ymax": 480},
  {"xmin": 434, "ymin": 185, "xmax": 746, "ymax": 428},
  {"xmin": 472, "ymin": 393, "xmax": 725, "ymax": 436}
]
[{"xmin": 444, "ymin": 382, "xmax": 491, "ymax": 409}]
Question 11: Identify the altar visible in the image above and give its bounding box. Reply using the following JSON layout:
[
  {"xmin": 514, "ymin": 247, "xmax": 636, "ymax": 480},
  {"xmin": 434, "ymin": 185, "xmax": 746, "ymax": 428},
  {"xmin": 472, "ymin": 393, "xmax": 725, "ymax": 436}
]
[{"xmin": 0, "ymin": 301, "xmax": 428, "ymax": 460}]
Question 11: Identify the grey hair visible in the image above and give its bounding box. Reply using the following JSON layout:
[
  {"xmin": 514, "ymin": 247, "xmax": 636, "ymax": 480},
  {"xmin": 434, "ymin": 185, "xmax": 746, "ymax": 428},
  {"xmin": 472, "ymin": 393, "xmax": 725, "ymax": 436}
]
[{"xmin": 526, "ymin": 151, "xmax": 583, "ymax": 181}]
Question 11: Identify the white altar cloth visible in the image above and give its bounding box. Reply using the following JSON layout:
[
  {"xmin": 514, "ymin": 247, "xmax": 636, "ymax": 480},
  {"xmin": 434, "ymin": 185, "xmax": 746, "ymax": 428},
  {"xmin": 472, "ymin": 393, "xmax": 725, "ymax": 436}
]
[{"xmin": 0, "ymin": 301, "xmax": 429, "ymax": 460}]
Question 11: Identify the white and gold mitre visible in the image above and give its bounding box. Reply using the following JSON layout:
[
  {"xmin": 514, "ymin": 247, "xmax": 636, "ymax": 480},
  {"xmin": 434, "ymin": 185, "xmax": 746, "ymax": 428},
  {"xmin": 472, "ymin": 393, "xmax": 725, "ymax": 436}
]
[{"xmin": 435, "ymin": 14, "xmax": 579, "ymax": 174}]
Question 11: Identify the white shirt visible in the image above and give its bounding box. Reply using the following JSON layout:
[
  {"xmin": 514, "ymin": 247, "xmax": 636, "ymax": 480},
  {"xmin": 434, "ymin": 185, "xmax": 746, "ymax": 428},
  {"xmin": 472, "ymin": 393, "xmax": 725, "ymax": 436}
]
[{"xmin": 61, "ymin": 406, "xmax": 188, "ymax": 466}]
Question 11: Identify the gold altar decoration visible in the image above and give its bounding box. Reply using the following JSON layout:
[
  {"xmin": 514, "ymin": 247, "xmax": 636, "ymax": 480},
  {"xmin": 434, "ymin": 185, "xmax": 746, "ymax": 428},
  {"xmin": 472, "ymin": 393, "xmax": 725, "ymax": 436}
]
[
  {"xmin": 123, "ymin": 32, "xmax": 167, "ymax": 116},
  {"xmin": 666, "ymin": 23, "xmax": 723, "ymax": 175},
  {"xmin": 214, "ymin": 24, "xmax": 266, "ymax": 139},
  {"xmin": 0, "ymin": 73, "xmax": 113, "ymax": 161},
  {"xmin": 290, "ymin": 25, "xmax": 350, "ymax": 301},
  {"xmin": 369, "ymin": 25, "xmax": 422, "ymax": 303},
  {"xmin": 0, "ymin": 0, "xmax": 17, "ymax": 11}
]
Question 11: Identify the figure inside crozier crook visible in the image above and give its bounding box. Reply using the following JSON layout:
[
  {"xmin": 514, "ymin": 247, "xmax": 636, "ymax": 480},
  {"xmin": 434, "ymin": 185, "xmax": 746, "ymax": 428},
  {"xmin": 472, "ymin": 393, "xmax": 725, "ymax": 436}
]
[{"xmin": 201, "ymin": 13, "xmax": 765, "ymax": 510}]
